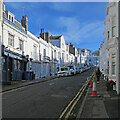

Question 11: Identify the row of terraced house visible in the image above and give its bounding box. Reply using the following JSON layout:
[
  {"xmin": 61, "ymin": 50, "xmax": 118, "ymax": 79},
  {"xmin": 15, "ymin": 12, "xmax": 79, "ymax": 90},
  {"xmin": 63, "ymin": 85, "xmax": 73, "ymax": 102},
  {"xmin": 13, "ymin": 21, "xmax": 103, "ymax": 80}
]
[
  {"xmin": 0, "ymin": 1, "xmax": 99, "ymax": 83},
  {"xmin": 100, "ymin": 1, "xmax": 120, "ymax": 94}
]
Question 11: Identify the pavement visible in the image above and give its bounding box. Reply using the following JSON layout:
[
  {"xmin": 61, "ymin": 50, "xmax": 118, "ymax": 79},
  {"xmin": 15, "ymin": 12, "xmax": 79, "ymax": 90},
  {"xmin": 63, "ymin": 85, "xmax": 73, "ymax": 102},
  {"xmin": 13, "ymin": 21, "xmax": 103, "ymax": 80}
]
[
  {"xmin": 77, "ymin": 76, "xmax": 120, "ymax": 119},
  {"xmin": 1, "ymin": 75, "xmax": 59, "ymax": 93}
]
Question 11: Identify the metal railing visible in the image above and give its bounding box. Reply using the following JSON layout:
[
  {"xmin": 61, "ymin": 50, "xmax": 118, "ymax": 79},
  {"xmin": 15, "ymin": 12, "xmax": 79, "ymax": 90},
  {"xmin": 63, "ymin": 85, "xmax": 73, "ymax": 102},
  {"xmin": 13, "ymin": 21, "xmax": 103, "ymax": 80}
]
[{"xmin": 43, "ymin": 56, "xmax": 50, "ymax": 61}]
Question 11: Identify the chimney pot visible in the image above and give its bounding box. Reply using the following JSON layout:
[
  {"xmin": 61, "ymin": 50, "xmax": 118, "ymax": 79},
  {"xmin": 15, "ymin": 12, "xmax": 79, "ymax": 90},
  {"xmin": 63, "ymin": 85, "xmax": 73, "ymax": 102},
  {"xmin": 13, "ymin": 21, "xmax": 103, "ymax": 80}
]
[
  {"xmin": 41, "ymin": 28, "xmax": 42, "ymax": 33},
  {"xmin": 43, "ymin": 28, "xmax": 44, "ymax": 33},
  {"xmin": 22, "ymin": 16, "xmax": 24, "ymax": 19},
  {"xmin": 25, "ymin": 16, "xmax": 27, "ymax": 20}
]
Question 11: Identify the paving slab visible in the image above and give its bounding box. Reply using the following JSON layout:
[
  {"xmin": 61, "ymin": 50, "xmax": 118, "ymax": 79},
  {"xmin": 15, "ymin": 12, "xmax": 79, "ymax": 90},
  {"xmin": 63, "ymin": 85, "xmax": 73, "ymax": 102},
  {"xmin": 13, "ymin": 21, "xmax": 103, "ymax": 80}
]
[{"xmin": 77, "ymin": 77, "xmax": 120, "ymax": 119}]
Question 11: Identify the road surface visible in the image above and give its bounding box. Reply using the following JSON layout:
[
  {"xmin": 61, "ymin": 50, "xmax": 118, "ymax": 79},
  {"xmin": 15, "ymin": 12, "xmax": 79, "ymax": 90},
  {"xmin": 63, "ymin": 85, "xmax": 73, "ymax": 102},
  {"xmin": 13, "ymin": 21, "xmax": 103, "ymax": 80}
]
[{"xmin": 2, "ymin": 68, "xmax": 94, "ymax": 118}]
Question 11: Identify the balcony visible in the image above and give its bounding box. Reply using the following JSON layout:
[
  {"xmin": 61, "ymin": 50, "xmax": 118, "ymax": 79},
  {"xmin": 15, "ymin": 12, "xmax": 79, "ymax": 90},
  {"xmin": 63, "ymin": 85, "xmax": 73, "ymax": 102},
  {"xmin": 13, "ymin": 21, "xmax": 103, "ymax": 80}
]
[
  {"xmin": 3, "ymin": 17, "xmax": 27, "ymax": 35},
  {"xmin": 54, "ymin": 58, "xmax": 58, "ymax": 61},
  {"xmin": 43, "ymin": 56, "xmax": 50, "ymax": 63}
]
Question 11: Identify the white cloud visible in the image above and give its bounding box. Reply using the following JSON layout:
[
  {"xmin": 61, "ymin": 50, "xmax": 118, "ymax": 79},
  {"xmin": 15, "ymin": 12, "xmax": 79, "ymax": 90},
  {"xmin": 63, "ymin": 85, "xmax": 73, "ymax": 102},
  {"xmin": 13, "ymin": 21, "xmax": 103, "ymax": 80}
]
[{"xmin": 56, "ymin": 16, "xmax": 104, "ymax": 46}]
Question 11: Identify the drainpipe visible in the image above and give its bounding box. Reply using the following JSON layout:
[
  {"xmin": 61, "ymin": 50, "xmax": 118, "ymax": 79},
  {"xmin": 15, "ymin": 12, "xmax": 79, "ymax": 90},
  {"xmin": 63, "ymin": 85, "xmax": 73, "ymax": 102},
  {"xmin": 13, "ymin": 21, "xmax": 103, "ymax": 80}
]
[{"xmin": 116, "ymin": 1, "xmax": 120, "ymax": 94}]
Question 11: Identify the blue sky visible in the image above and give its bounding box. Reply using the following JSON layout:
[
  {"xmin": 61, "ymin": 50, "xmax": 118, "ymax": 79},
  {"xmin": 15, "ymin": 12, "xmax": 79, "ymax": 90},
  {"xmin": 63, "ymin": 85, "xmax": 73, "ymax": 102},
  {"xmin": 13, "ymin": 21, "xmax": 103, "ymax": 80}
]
[{"xmin": 4, "ymin": 2, "xmax": 108, "ymax": 52}]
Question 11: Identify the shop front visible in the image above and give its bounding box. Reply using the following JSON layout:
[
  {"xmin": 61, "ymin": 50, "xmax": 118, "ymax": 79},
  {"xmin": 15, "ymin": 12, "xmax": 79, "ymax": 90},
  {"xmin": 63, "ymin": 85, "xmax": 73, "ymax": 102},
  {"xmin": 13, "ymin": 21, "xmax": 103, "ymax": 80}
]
[{"xmin": 2, "ymin": 45, "xmax": 28, "ymax": 82}]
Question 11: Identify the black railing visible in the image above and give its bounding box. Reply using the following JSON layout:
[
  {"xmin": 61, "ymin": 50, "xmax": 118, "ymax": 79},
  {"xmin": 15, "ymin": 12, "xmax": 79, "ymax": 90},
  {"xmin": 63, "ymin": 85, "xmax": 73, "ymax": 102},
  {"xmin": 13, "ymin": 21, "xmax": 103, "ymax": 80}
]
[{"xmin": 43, "ymin": 56, "xmax": 50, "ymax": 61}]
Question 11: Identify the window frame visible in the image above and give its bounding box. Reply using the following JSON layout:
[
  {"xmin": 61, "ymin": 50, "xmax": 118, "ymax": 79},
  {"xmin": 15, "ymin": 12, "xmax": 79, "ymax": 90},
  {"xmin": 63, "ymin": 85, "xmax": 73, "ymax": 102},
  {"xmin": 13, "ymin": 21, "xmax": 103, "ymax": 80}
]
[
  {"xmin": 112, "ymin": 26, "xmax": 116, "ymax": 37},
  {"xmin": 19, "ymin": 39, "xmax": 24, "ymax": 51},
  {"xmin": 111, "ymin": 54, "xmax": 116, "ymax": 75},
  {"xmin": 8, "ymin": 33, "xmax": 14, "ymax": 47}
]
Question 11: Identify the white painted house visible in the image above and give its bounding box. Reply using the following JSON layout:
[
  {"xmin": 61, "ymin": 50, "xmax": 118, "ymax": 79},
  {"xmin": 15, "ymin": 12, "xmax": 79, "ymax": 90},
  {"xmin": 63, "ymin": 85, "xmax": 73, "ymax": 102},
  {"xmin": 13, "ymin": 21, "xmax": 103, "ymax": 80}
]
[
  {"xmin": 100, "ymin": 2, "xmax": 120, "ymax": 94},
  {"xmin": 0, "ymin": 1, "xmax": 100, "ymax": 84}
]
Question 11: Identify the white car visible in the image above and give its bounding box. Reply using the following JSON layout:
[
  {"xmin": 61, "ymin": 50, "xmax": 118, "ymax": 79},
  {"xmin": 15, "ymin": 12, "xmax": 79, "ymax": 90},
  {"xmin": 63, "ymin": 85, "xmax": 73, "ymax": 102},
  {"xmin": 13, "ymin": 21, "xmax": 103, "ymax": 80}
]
[
  {"xmin": 67, "ymin": 65, "xmax": 77, "ymax": 75},
  {"xmin": 57, "ymin": 67, "xmax": 71, "ymax": 77}
]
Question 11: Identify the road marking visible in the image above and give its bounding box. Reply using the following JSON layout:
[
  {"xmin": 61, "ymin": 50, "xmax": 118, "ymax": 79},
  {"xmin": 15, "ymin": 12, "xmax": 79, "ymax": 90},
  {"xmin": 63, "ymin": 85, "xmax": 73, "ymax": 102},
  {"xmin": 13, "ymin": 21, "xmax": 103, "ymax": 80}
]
[
  {"xmin": 58, "ymin": 70, "xmax": 95, "ymax": 120},
  {"xmin": 49, "ymin": 83, "xmax": 54, "ymax": 86},
  {"xmin": 58, "ymin": 79, "xmax": 89, "ymax": 120},
  {"xmin": 65, "ymin": 80, "xmax": 89, "ymax": 119},
  {"xmin": 2, "ymin": 77, "xmax": 60, "ymax": 94},
  {"xmin": 1, "ymin": 86, "xmax": 26, "ymax": 94}
]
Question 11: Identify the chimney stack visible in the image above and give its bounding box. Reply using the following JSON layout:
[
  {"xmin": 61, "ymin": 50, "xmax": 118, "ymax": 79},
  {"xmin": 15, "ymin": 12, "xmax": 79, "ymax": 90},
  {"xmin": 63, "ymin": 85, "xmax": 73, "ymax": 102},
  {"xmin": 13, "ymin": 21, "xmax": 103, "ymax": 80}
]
[
  {"xmin": 41, "ymin": 28, "xmax": 42, "ymax": 33},
  {"xmin": 22, "ymin": 16, "xmax": 24, "ymax": 19},
  {"xmin": 25, "ymin": 16, "xmax": 27, "ymax": 20},
  {"xmin": 40, "ymin": 28, "xmax": 50, "ymax": 43},
  {"xmin": 70, "ymin": 42, "xmax": 73, "ymax": 47},
  {"xmin": 21, "ymin": 15, "xmax": 28, "ymax": 31}
]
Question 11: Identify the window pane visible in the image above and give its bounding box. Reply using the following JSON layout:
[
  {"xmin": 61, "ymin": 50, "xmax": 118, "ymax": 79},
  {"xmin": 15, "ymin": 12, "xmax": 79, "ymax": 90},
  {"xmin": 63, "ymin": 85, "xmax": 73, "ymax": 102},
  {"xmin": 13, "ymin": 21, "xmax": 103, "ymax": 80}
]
[
  {"xmin": 14, "ymin": 60, "xmax": 18, "ymax": 69},
  {"xmin": 12, "ymin": 17, "xmax": 13, "ymax": 22},
  {"xmin": 9, "ymin": 15, "xmax": 11, "ymax": 20},
  {"xmin": 112, "ymin": 54, "xmax": 116, "ymax": 75},
  {"xmin": 112, "ymin": 26, "xmax": 116, "ymax": 37},
  {"xmin": 8, "ymin": 34, "xmax": 14, "ymax": 47},
  {"xmin": 19, "ymin": 39, "xmax": 23, "ymax": 51}
]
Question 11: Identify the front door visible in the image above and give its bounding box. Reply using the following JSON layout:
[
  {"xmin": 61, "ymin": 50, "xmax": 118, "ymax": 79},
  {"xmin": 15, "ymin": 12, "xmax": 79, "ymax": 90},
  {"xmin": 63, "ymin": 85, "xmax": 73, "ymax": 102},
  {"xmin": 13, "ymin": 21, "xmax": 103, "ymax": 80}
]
[{"xmin": 8, "ymin": 58, "xmax": 13, "ymax": 81}]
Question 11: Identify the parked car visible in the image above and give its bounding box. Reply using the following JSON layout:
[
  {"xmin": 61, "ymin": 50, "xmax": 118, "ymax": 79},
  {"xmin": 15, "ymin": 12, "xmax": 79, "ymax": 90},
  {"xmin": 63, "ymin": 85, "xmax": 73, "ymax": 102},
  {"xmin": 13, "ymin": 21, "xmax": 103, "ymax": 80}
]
[
  {"xmin": 67, "ymin": 65, "xmax": 77, "ymax": 75},
  {"xmin": 76, "ymin": 67, "xmax": 80, "ymax": 74},
  {"xmin": 87, "ymin": 66, "xmax": 90, "ymax": 70},
  {"xmin": 82, "ymin": 67, "xmax": 86, "ymax": 72},
  {"xmin": 79, "ymin": 68, "xmax": 83, "ymax": 73},
  {"xmin": 57, "ymin": 67, "xmax": 71, "ymax": 77}
]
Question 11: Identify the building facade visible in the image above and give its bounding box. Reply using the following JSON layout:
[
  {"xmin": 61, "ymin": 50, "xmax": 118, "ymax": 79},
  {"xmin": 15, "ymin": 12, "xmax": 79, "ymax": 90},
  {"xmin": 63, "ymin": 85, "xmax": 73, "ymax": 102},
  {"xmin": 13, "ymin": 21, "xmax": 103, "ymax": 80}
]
[
  {"xmin": 100, "ymin": 2, "xmax": 120, "ymax": 94},
  {"xmin": 0, "ymin": 1, "xmax": 100, "ymax": 83}
]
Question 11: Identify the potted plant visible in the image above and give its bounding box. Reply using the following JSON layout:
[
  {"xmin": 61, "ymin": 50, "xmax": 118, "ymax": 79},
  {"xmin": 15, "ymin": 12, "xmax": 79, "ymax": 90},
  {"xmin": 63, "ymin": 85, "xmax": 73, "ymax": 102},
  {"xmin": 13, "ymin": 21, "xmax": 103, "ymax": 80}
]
[{"xmin": 106, "ymin": 80, "xmax": 116, "ymax": 91}]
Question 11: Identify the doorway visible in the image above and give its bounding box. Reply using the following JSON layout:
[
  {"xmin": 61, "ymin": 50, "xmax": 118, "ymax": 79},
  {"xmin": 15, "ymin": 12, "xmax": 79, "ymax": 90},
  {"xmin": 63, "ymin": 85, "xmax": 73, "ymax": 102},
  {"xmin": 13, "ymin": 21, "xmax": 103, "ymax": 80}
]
[{"xmin": 8, "ymin": 58, "xmax": 13, "ymax": 81}]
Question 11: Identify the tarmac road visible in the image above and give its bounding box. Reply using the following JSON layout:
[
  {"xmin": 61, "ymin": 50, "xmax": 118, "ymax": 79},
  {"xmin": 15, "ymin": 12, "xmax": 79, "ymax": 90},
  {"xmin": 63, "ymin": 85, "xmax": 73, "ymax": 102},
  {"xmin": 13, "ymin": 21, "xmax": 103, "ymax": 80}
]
[{"xmin": 2, "ymin": 68, "xmax": 94, "ymax": 118}]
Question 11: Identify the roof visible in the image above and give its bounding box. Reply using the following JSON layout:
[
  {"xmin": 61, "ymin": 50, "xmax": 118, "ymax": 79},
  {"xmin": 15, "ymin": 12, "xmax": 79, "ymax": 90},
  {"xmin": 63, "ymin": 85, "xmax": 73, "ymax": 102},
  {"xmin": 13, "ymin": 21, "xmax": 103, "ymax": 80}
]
[
  {"xmin": 92, "ymin": 50, "xmax": 99, "ymax": 56},
  {"xmin": 5, "ymin": 11, "xmax": 15, "ymax": 17},
  {"xmin": 50, "ymin": 35, "xmax": 61, "ymax": 40}
]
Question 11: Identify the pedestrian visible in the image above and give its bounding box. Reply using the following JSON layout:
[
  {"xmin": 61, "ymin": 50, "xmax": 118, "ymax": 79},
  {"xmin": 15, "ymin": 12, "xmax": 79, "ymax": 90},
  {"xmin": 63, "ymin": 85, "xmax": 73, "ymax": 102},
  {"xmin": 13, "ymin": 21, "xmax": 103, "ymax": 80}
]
[{"xmin": 96, "ymin": 67, "xmax": 101, "ymax": 83}]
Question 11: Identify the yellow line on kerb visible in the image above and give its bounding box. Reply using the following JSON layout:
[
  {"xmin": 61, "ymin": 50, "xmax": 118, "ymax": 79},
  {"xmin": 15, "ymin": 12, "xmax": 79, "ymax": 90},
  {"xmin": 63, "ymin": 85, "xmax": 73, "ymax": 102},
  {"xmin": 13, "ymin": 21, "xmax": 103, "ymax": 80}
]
[
  {"xmin": 58, "ymin": 79, "xmax": 89, "ymax": 120},
  {"xmin": 65, "ymin": 80, "xmax": 89, "ymax": 119}
]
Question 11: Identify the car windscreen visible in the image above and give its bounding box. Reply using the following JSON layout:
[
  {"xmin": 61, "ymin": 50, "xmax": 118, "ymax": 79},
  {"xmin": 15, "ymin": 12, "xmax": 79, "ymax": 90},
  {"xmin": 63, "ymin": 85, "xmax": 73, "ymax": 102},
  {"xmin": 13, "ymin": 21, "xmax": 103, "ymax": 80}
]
[
  {"xmin": 61, "ymin": 68, "xmax": 68, "ymax": 71},
  {"xmin": 68, "ymin": 66, "xmax": 74, "ymax": 70}
]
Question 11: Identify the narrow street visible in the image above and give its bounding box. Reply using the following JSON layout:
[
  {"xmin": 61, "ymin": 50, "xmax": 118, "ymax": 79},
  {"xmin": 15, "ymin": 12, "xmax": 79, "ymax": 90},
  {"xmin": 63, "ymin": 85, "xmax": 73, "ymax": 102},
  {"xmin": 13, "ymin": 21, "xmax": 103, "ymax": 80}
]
[{"xmin": 2, "ymin": 69, "xmax": 94, "ymax": 118}]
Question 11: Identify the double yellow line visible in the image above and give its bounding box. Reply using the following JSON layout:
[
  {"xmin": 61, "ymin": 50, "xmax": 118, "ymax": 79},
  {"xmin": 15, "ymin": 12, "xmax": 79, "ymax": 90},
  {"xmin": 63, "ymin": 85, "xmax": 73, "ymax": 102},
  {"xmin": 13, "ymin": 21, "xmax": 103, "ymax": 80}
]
[
  {"xmin": 58, "ymin": 70, "xmax": 96, "ymax": 120},
  {"xmin": 58, "ymin": 78, "xmax": 90, "ymax": 120}
]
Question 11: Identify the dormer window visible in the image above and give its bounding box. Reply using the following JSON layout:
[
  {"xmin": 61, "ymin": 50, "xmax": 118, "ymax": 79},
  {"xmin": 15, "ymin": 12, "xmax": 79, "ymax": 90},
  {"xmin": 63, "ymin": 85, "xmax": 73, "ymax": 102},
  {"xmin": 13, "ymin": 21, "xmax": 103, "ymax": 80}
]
[
  {"xmin": 12, "ymin": 17, "xmax": 13, "ymax": 22},
  {"xmin": 9, "ymin": 15, "xmax": 11, "ymax": 20}
]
